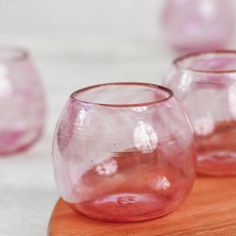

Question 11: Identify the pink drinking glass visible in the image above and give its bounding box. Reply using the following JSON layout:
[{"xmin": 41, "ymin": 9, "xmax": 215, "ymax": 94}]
[
  {"xmin": 0, "ymin": 46, "xmax": 45, "ymax": 155},
  {"xmin": 165, "ymin": 50, "xmax": 236, "ymax": 176},
  {"xmin": 53, "ymin": 82, "xmax": 196, "ymax": 223},
  {"xmin": 161, "ymin": 0, "xmax": 234, "ymax": 52}
]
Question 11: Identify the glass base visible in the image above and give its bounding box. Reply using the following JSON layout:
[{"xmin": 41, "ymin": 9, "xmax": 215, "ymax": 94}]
[
  {"xmin": 69, "ymin": 192, "xmax": 181, "ymax": 223},
  {"xmin": 197, "ymin": 151, "xmax": 236, "ymax": 176},
  {"xmin": 0, "ymin": 128, "xmax": 42, "ymax": 156}
]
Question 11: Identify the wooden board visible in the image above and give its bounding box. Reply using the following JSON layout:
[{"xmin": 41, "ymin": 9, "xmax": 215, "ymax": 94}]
[{"xmin": 48, "ymin": 177, "xmax": 236, "ymax": 236}]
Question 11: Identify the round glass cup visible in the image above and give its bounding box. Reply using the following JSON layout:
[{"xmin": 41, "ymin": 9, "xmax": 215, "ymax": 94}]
[
  {"xmin": 53, "ymin": 82, "xmax": 196, "ymax": 223},
  {"xmin": 161, "ymin": 0, "xmax": 234, "ymax": 52},
  {"xmin": 0, "ymin": 46, "xmax": 45, "ymax": 155},
  {"xmin": 165, "ymin": 50, "xmax": 236, "ymax": 176}
]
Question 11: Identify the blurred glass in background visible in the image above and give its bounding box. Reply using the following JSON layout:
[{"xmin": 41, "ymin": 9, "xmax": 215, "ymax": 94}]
[
  {"xmin": 0, "ymin": 47, "xmax": 45, "ymax": 155},
  {"xmin": 161, "ymin": 0, "xmax": 235, "ymax": 52}
]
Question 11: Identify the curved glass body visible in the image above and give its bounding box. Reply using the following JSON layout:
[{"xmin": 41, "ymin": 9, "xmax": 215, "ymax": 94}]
[
  {"xmin": 162, "ymin": 0, "xmax": 234, "ymax": 52},
  {"xmin": 53, "ymin": 83, "xmax": 195, "ymax": 222},
  {"xmin": 165, "ymin": 50, "xmax": 236, "ymax": 176},
  {"xmin": 0, "ymin": 47, "xmax": 45, "ymax": 155}
]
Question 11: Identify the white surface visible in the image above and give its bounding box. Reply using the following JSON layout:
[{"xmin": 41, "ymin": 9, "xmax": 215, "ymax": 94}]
[
  {"xmin": 0, "ymin": 38, "xmax": 175, "ymax": 236},
  {"xmin": 0, "ymin": 0, "xmax": 164, "ymax": 38}
]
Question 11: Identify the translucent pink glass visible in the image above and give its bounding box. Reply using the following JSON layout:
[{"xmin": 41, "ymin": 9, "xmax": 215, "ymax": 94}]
[
  {"xmin": 0, "ymin": 47, "xmax": 45, "ymax": 155},
  {"xmin": 165, "ymin": 50, "xmax": 236, "ymax": 176},
  {"xmin": 161, "ymin": 0, "xmax": 234, "ymax": 52},
  {"xmin": 53, "ymin": 83, "xmax": 196, "ymax": 223}
]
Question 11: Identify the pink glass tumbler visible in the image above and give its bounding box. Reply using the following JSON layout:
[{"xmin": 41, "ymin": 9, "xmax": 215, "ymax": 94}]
[
  {"xmin": 165, "ymin": 50, "xmax": 236, "ymax": 176},
  {"xmin": 53, "ymin": 82, "xmax": 196, "ymax": 223},
  {"xmin": 161, "ymin": 0, "xmax": 234, "ymax": 52},
  {"xmin": 0, "ymin": 47, "xmax": 45, "ymax": 155}
]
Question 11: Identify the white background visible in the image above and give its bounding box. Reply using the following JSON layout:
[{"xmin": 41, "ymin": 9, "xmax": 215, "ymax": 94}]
[
  {"xmin": 0, "ymin": 0, "xmax": 164, "ymax": 38},
  {"xmin": 0, "ymin": 1, "xmax": 235, "ymax": 235}
]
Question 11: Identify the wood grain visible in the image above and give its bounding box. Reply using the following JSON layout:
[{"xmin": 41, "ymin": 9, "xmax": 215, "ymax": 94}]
[{"xmin": 48, "ymin": 177, "xmax": 236, "ymax": 236}]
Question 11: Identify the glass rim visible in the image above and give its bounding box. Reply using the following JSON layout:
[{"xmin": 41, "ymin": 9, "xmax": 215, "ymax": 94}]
[
  {"xmin": 174, "ymin": 49, "xmax": 236, "ymax": 74},
  {"xmin": 0, "ymin": 45, "xmax": 29, "ymax": 63},
  {"xmin": 70, "ymin": 82, "xmax": 173, "ymax": 107}
]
